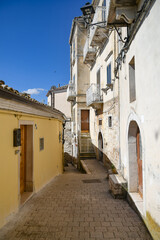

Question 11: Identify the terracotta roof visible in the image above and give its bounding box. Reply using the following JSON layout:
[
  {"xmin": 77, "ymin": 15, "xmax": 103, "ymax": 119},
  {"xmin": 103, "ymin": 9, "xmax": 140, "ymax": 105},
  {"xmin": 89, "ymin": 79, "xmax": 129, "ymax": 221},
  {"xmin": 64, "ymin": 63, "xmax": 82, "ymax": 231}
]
[
  {"xmin": 46, "ymin": 84, "xmax": 68, "ymax": 96},
  {"xmin": 0, "ymin": 81, "xmax": 65, "ymax": 121}
]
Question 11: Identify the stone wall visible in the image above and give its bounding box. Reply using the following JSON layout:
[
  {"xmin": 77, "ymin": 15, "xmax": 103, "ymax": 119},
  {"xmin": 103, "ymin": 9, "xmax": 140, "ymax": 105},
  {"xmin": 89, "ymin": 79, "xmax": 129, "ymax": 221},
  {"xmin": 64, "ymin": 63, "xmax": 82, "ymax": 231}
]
[{"xmin": 64, "ymin": 119, "xmax": 72, "ymax": 163}]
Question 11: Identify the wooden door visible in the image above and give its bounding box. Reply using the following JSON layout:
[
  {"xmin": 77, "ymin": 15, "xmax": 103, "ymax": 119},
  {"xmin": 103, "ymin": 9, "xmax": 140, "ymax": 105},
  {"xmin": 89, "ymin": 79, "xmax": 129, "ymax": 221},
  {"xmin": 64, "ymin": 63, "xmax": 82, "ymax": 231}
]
[
  {"xmin": 137, "ymin": 129, "xmax": 143, "ymax": 198},
  {"xmin": 20, "ymin": 125, "xmax": 26, "ymax": 194},
  {"xmin": 81, "ymin": 110, "xmax": 89, "ymax": 132}
]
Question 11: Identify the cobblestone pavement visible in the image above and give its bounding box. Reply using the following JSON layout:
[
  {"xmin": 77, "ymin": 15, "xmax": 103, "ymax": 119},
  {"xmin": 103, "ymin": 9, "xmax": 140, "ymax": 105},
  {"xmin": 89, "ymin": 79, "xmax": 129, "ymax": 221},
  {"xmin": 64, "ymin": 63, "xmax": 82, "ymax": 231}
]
[{"xmin": 0, "ymin": 160, "xmax": 152, "ymax": 240}]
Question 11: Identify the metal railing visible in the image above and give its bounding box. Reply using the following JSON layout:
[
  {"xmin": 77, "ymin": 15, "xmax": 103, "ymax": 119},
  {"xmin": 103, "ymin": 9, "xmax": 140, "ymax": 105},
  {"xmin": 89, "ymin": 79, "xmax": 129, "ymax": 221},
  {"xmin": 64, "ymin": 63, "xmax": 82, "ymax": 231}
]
[
  {"xmin": 67, "ymin": 81, "xmax": 76, "ymax": 100},
  {"xmin": 89, "ymin": 6, "xmax": 106, "ymax": 44},
  {"xmin": 86, "ymin": 83, "xmax": 102, "ymax": 106},
  {"xmin": 83, "ymin": 37, "xmax": 97, "ymax": 62}
]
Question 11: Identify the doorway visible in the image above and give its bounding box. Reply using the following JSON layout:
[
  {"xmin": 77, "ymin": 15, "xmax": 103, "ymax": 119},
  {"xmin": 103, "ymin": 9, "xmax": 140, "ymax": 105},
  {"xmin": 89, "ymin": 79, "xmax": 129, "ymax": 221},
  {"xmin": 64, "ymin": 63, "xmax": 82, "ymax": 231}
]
[
  {"xmin": 98, "ymin": 132, "xmax": 103, "ymax": 162},
  {"xmin": 128, "ymin": 121, "xmax": 143, "ymax": 198},
  {"xmin": 20, "ymin": 124, "xmax": 33, "ymax": 204},
  {"xmin": 81, "ymin": 110, "xmax": 89, "ymax": 133}
]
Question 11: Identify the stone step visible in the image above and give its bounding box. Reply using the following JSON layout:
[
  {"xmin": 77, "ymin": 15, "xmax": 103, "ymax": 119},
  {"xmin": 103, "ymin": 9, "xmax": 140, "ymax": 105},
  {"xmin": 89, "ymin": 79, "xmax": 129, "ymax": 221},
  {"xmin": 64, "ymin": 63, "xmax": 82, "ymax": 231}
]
[
  {"xmin": 80, "ymin": 153, "xmax": 96, "ymax": 160},
  {"xmin": 80, "ymin": 136, "xmax": 94, "ymax": 154}
]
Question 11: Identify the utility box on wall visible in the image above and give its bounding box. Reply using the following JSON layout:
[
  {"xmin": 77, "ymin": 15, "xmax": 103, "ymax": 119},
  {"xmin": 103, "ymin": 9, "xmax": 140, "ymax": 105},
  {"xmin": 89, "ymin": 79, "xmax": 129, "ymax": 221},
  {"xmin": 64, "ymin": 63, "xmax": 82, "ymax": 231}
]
[{"xmin": 13, "ymin": 129, "xmax": 21, "ymax": 147}]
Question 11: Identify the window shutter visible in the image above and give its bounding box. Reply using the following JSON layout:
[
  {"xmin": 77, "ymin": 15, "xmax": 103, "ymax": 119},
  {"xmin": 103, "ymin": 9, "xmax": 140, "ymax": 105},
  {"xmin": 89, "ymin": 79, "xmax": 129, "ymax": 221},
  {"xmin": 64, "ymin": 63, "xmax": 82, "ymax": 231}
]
[{"xmin": 107, "ymin": 63, "xmax": 111, "ymax": 84}]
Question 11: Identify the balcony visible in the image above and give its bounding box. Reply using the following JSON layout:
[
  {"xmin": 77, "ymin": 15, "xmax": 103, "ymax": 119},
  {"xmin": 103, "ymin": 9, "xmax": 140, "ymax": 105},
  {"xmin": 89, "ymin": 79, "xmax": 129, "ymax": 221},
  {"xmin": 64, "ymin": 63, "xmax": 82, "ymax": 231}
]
[
  {"xmin": 86, "ymin": 84, "xmax": 103, "ymax": 109},
  {"xmin": 83, "ymin": 37, "xmax": 97, "ymax": 65},
  {"xmin": 107, "ymin": 0, "xmax": 139, "ymax": 26},
  {"xmin": 67, "ymin": 81, "xmax": 76, "ymax": 101},
  {"xmin": 89, "ymin": 6, "xmax": 109, "ymax": 47}
]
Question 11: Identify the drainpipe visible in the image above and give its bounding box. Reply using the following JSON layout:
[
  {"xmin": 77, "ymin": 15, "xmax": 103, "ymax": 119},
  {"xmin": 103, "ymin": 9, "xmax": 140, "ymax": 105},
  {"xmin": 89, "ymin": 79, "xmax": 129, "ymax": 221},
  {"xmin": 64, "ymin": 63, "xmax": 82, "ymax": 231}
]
[{"xmin": 116, "ymin": 28, "xmax": 122, "ymax": 173}]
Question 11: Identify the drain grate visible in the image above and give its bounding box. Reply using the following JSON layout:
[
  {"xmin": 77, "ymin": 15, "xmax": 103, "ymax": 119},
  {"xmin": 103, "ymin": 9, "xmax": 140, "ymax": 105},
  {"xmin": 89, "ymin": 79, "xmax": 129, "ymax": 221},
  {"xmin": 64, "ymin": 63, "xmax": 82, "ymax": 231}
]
[{"xmin": 82, "ymin": 179, "xmax": 101, "ymax": 183}]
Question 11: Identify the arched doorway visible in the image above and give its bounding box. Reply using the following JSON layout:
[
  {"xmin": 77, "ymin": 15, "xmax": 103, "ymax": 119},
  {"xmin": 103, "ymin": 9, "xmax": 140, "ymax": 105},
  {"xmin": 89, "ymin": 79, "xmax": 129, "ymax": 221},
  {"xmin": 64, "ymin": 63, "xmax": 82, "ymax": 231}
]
[
  {"xmin": 128, "ymin": 121, "xmax": 143, "ymax": 198},
  {"xmin": 98, "ymin": 132, "xmax": 103, "ymax": 162}
]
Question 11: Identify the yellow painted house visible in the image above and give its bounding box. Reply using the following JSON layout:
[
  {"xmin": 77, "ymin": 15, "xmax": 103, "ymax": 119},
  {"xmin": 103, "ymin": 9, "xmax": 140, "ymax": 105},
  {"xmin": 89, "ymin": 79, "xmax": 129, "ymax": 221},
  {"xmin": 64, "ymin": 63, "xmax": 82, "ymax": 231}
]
[{"xmin": 0, "ymin": 84, "xmax": 65, "ymax": 229}]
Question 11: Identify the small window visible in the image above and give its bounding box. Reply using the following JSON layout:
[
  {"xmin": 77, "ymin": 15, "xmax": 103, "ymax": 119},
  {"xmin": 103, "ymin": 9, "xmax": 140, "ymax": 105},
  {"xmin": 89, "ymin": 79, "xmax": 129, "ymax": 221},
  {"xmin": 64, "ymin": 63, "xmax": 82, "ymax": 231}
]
[
  {"xmin": 108, "ymin": 116, "xmax": 112, "ymax": 128},
  {"xmin": 107, "ymin": 63, "xmax": 111, "ymax": 84},
  {"xmin": 99, "ymin": 119, "xmax": 102, "ymax": 126},
  {"xmin": 102, "ymin": 0, "xmax": 106, "ymax": 21},
  {"xmin": 129, "ymin": 57, "xmax": 136, "ymax": 102},
  {"xmin": 40, "ymin": 138, "xmax": 44, "ymax": 151}
]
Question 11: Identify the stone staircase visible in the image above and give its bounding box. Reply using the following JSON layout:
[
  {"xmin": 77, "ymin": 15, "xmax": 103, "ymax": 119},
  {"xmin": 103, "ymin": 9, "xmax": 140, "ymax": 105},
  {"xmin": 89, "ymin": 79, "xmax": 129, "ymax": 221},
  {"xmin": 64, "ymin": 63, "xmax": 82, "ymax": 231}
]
[{"xmin": 79, "ymin": 133, "xmax": 96, "ymax": 160}]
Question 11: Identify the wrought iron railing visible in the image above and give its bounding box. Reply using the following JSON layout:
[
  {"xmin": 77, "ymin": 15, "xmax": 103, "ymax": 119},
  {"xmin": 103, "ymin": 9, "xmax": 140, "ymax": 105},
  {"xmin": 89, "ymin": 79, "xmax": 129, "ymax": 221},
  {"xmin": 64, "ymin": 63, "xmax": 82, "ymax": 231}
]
[
  {"xmin": 67, "ymin": 81, "xmax": 76, "ymax": 100},
  {"xmin": 86, "ymin": 83, "xmax": 102, "ymax": 106},
  {"xmin": 83, "ymin": 37, "xmax": 97, "ymax": 62},
  {"xmin": 89, "ymin": 6, "xmax": 106, "ymax": 44}
]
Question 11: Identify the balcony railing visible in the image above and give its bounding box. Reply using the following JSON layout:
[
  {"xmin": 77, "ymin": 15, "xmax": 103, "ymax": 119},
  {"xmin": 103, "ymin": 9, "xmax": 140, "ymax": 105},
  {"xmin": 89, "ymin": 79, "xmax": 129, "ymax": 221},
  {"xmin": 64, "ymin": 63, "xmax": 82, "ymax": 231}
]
[
  {"xmin": 89, "ymin": 6, "xmax": 106, "ymax": 45},
  {"xmin": 83, "ymin": 37, "xmax": 97, "ymax": 64},
  {"xmin": 86, "ymin": 84, "xmax": 103, "ymax": 108},
  {"xmin": 67, "ymin": 81, "xmax": 76, "ymax": 101}
]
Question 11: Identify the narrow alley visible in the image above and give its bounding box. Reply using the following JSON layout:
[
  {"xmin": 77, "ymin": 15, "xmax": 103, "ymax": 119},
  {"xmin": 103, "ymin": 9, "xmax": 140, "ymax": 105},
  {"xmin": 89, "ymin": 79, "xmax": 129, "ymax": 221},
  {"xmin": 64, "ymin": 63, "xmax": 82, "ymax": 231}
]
[{"xmin": 0, "ymin": 160, "xmax": 152, "ymax": 240}]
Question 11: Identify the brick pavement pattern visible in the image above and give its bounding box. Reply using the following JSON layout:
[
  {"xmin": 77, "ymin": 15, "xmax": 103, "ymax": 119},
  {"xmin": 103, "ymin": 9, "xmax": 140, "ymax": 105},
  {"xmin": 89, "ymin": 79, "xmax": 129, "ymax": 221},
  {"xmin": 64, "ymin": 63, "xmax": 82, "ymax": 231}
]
[{"xmin": 0, "ymin": 160, "xmax": 152, "ymax": 240}]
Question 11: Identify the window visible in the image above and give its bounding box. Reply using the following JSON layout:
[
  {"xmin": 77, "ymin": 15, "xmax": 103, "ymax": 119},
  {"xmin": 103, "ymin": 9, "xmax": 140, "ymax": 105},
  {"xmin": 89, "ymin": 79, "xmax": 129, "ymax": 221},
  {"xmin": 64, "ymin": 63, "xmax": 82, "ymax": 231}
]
[
  {"xmin": 102, "ymin": 0, "xmax": 106, "ymax": 6},
  {"xmin": 99, "ymin": 119, "xmax": 102, "ymax": 126},
  {"xmin": 129, "ymin": 57, "xmax": 136, "ymax": 102},
  {"xmin": 107, "ymin": 63, "xmax": 111, "ymax": 85},
  {"xmin": 40, "ymin": 138, "xmax": 44, "ymax": 151},
  {"xmin": 108, "ymin": 116, "xmax": 112, "ymax": 128},
  {"xmin": 102, "ymin": 0, "xmax": 106, "ymax": 21}
]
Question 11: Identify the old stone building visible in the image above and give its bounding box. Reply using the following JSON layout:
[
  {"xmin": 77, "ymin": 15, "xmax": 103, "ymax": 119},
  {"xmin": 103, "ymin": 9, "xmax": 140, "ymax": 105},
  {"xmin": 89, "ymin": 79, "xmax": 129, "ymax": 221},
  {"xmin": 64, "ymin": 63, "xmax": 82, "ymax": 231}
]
[
  {"xmin": 69, "ymin": 0, "xmax": 160, "ymax": 239},
  {"xmin": 114, "ymin": 1, "xmax": 160, "ymax": 238},
  {"xmin": 83, "ymin": 0, "xmax": 120, "ymax": 170},
  {"xmin": 47, "ymin": 84, "xmax": 72, "ymax": 160},
  {"xmin": 67, "ymin": 17, "xmax": 94, "ymax": 164}
]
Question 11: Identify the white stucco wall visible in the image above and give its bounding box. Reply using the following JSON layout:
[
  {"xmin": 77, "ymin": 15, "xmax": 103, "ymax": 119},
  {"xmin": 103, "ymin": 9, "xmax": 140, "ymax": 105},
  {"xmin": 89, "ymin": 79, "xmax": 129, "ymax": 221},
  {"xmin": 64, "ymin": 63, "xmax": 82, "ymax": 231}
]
[
  {"xmin": 119, "ymin": 0, "xmax": 160, "ymax": 228},
  {"xmin": 47, "ymin": 94, "xmax": 51, "ymax": 106},
  {"xmin": 55, "ymin": 91, "xmax": 71, "ymax": 118}
]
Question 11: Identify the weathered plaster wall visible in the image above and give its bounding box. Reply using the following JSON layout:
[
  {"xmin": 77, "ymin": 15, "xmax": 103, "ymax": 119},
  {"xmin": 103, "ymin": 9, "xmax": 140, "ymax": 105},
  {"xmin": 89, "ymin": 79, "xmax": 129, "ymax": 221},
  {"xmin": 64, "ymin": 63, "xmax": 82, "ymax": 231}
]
[
  {"xmin": 47, "ymin": 94, "xmax": 51, "ymax": 106},
  {"xmin": 55, "ymin": 91, "xmax": 71, "ymax": 119},
  {"xmin": 119, "ymin": 1, "xmax": 160, "ymax": 237},
  {"xmin": 0, "ymin": 109, "xmax": 63, "ymax": 229},
  {"xmin": 89, "ymin": 30, "xmax": 119, "ymax": 168},
  {"xmin": 64, "ymin": 120, "xmax": 72, "ymax": 155},
  {"xmin": 70, "ymin": 21, "xmax": 90, "ymax": 159}
]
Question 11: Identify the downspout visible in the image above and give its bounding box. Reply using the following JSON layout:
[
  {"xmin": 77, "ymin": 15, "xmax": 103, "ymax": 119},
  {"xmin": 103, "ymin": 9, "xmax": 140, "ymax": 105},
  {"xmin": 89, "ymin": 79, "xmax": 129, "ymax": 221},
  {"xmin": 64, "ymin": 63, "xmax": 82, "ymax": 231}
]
[{"xmin": 114, "ymin": 28, "xmax": 121, "ymax": 172}]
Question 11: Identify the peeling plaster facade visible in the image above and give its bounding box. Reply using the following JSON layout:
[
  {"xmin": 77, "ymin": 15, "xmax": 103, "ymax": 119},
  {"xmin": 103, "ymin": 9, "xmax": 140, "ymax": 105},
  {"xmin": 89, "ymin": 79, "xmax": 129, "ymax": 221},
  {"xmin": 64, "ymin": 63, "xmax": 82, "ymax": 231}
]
[
  {"xmin": 118, "ymin": 1, "xmax": 160, "ymax": 238},
  {"xmin": 69, "ymin": 0, "xmax": 160, "ymax": 238},
  {"xmin": 47, "ymin": 85, "xmax": 72, "ymax": 158},
  {"xmin": 68, "ymin": 17, "xmax": 90, "ymax": 159},
  {"xmin": 88, "ymin": 27, "xmax": 120, "ymax": 169}
]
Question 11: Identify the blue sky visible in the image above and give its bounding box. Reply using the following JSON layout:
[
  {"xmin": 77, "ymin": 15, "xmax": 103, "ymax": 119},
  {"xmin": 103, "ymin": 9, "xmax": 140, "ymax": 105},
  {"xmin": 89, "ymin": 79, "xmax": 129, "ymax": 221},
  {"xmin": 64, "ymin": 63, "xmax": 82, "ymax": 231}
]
[{"xmin": 0, "ymin": 0, "xmax": 86, "ymax": 103}]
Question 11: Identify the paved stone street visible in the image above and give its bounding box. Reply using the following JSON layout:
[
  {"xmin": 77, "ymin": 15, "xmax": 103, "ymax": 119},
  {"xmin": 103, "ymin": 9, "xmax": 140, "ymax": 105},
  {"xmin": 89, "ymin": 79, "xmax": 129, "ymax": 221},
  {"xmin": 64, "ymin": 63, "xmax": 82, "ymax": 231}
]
[{"xmin": 0, "ymin": 160, "xmax": 152, "ymax": 240}]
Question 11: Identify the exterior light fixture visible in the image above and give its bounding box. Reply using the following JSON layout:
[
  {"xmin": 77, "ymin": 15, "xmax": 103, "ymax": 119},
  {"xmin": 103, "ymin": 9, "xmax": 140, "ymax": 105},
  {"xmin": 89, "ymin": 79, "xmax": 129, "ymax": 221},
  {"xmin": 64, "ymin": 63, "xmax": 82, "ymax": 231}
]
[
  {"xmin": 80, "ymin": 2, "xmax": 95, "ymax": 16},
  {"xmin": 80, "ymin": 2, "xmax": 106, "ymax": 27}
]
